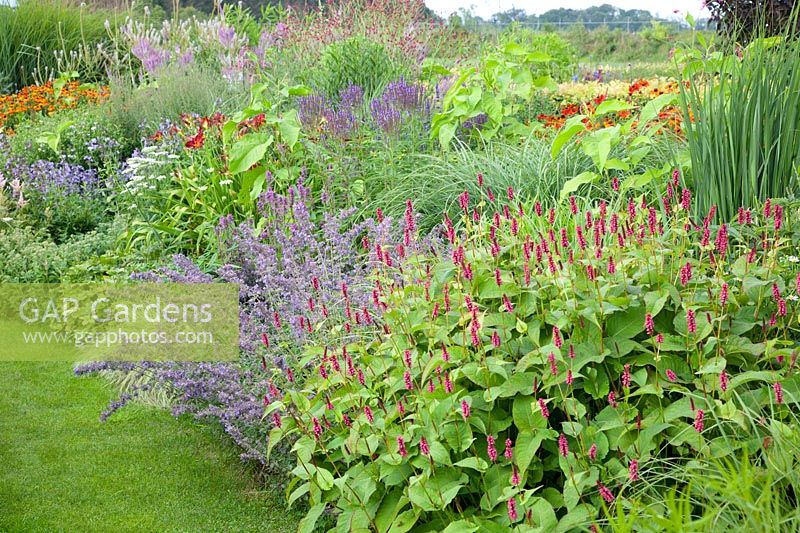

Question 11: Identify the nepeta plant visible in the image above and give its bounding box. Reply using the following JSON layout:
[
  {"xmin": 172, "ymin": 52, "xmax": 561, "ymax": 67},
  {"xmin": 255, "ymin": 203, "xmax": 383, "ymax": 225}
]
[{"xmin": 269, "ymin": 180, "xmax": 800, "ymax": 531}]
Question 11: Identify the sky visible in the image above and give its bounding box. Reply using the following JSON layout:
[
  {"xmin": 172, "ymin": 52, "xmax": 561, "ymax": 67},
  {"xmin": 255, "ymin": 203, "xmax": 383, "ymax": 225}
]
[{"xmin": 425, "ymin": 0, "xmax": 708, "ymax": 20}]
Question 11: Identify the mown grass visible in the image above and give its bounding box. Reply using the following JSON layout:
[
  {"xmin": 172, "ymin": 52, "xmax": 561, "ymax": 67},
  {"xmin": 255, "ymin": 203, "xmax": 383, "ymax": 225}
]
[{"xmin": 0, "ymin": 362, "xmax": 301, "ymax": 532}]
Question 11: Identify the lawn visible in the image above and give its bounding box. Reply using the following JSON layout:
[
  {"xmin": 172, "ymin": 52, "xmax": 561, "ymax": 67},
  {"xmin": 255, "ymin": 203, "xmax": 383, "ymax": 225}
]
[{"xmin": 0, "ymin": 362, "xmax": 300, "ymax": 532}]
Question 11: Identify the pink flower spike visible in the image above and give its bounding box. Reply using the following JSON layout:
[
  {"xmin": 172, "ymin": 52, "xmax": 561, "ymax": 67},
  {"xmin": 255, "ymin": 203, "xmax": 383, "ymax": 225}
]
[
  {"xmin": 597, "ymin": 481, "xmax": 615, "ymax": 503},
  {"xmin": 552, "ymin": 326, "xmax": 563, "ymax": 349},
  {"xmin": 774, "ymin": 382, "xmax": 784, "ymax": 404},
  {"xmin": 419, "ymin": 436, "xmax": 430, "ymax": 456},
  {"xmin": 608, "ymin": 391, "xmax": 618, "ymax": 408},
  {"xmin": 507, "ymin": 497, "xmax": 518, "ymax": 522},
  {"xmin": 588, "ymin": 443, "xmax": 597, "ymax": 461},
  {"xmin": 666, "ymin": 369, "xmax": 677, "ymax": 382},
  {"xmin": 511, "ymin": 465, "xmax": 520, "ymax": 485},
  {"xmin": 538, "ymin": 398, "xmax": 550, "ymax": 418},
  {"xmin": 644, "ymin": 313, "xmax": 655, "ymax": 336},
  {"xmin": 397, "ymin": 436, "xmax": 407, "ymax": 457},
  {"xmin": 504, "ymin": 438, "xmax": 513, "ymax": 460},
  {"xmin": 719, "ymin": 370, "xmax": 728, "ymax": 392},
  {"xmin": 460, "ymin": 399, "xmax": 470, "ymax": 420},
  {"xmin": 694, "ymin": 409, "xmax": 704, "ymax": 432},
  {"xmin": 629, "ymin": 459, "xmax": 639, "ymax": 482},
  {"xmin": 487, "ymin": 435, "xmax": 498, "ymax": 462},
  {"xmin": 558, "ymin": 433, "xmax": 569, "ymax": 457}
]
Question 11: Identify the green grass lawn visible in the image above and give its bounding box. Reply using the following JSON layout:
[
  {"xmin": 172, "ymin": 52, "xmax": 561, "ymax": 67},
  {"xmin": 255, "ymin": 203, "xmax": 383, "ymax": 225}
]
[{"xmin": 0, "ymin": 362, "xmax": 301, "ymax": 532}]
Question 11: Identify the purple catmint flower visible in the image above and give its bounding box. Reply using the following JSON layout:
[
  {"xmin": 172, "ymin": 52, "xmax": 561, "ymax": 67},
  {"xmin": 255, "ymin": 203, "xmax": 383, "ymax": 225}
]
[{"xmin": 339, "ymin": 84, "xmax": 364, "ymax": 109}]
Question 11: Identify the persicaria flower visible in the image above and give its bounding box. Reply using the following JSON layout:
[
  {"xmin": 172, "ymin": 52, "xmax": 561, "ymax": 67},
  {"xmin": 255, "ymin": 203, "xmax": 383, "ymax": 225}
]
[
  {"xmin": 441, "ymin": 345, "xmax": 450, "ymax": 362},
  {"xmin": 364, "ymin": 405, "xmax": 374, "ymax": 423},
  {"xmin": 778, "ymin": 298, "xmax": 787, "ymax": 317},
  {"xmin": 656, "ymin": 333, "xmax": 664, "ymax": 344},
  {"xmin": 774, "ymin": 381, "xmax": 784, "ymax": 404},
  {"xmin": 566, "ymin": 369, "xmax": 574, "ymax": 386},
  {"xmin": 444, "ymin": 372, "xmax": 453, "ymax": 393},
  {"xmin": 720, "ymin": 283, "xmax": 729, "ymax": 307},
  {"xmin": 548, "ymin": 352, "xmax": 558, "ymax": 376},
  {"xmin": 319, "ymin": 363, "xmax": 328, "ymax": 379},
  {"xmin": 719, "ymin": 370, "xmax": 728, "ymax": 392},
  {"xmin": 679, "ymin": 262, "xmax": 692, "ymax": 286},
  {"xmin": 608, "ymin": 391, "xmax": 618, "ymax": 408},
  {"xmin": 552, "ymin": 326, "xmax": 563, "ymax": 349},
  {"xmin": 597, "ymin": 481, "xmax": 615, "ymax": 503},
  {"xmin": 397, "ymin": 400, "xmax": 405, "ymax": 415},
  {"xmin": 494, "ymin": 268, "xmax": 502, "ymax": 287},
  {"xmin": 272, "ymin": 412, "xmax": 282, "ymax": 428},
  {"xmin": 507, "ymin": 186, "xmax": 515, "ymax": 200},
  {"xmin": 612, "ymin": 176, "xmax": 620, "ymax": 191},
  {"xmin": 764, "ymin": 198, "xmax": 772, "ymax": 218},
  {"xmin": 629, "ymin": 459, "xmax": 639, "ymax": 482},
  {"xmin": 569, "ymin": 195, "xmax": 578, "ymax": 214},
  {"xmin": 461, "ymin": 399, "xmax": 470, "ymax": 420},
  {"xmin": 772, "ymin": 283, "xmax": 781, "ymax": 301},
  {"xmin": 397, "ymin": 436, "xmax": 407, "ymax": 457},
  {"xmin": 502, "ymin": 294, "xmax": 514, "ymax": 313},
  {"xmin": 504, "ymin": 438, "xmax": 513, "ymax": 460},
  {"xmin": 694, "ymin": 409, "xmax": 704, "ymax": 432},
  {"xmin": 404, "ymin": 371, "xmax": 413, "ymax": 390},
  {"xmin": 404, "ymin": 349, "xmax": 412, "ymax": 367},
  {"xmin": 687, "ymin": 309, "xmax": 697, "ymax": 334},
  {"xmin": 511, "ymin": 465, "xmax": 520, "ymax": 485},
  {"xmin": 774, "ymin": 204, "xmax": 783, "ymax": 230},
  {"xmin": 666, "ymin": 369, "xmax": 677, "ymax": 382},
  {"xmin": 681, "ymin": 188, "xmax": 691, "ymax": 210},
  {"xmin": 487, "ymin": 435, "xmax": 498, "ymax": 462},
  {"xmin": 312, "ymin": 417, "xmax": 322, "ymax": 439},
  {"xmin": 538, "ymin": 398, "xmax": 550, "ymax": 418},
  {"xmin": 608, "ymin": 256, "xmax": 616, "ymax": 274},
  {"xmin": 589, "ymin": 443, "xmax": 597, "ymax": 461},
  {"xmin": 558, "ymin": 433, "xmax": 569, "ymax": 457},
  {"xmin": 622, "ymin": 364, "xmax": 631, "ymax": 388},
  {"xmin": 507, "ymin": 497, "xmax": 518, "ymax": 522},
  {"xmin": 715, "ymin": 224, "xmax": 728, "ymax": 256},
  {"xmin": 492, "ymin": 331, "xmax": 501, "ymax": 348},
  {"xmin": 419, "ymin": 436, "xmax": 430, "ymax": 456},
  {"xmin": 644, "ymin": 313, "xmax": 655, "ymax": 335}
]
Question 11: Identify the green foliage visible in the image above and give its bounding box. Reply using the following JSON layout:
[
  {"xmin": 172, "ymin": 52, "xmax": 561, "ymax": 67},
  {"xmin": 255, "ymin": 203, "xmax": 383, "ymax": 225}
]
[
  {"xmin": 311, "ymin": 37, "xmax": 403, "ymax": 101},
  {"xmin": 121, "ymin": 83, "xmax": 305, "ymax": 257},
  {"xmin": 500, "ymin": 28, "xmax": 578, "ymax": 81},
  {"xmin": 270, "ymin": 183, "xmax": 800, "ymax": 529},
  {"xmin": 10, "ymin": 103, "xmax": 138, "ymax": 179},
  {"xmin": 373, "ymin": 137, "xmax": 596, "ymax": 230},
  {"xmin": 0, "ymin": 221, "xmax": 117, "ymax": 282},
  {"xmin": 106, "ymin": 63, "xmax": 251, "ymax": 137},
  {"xmin": 676, "ymin": 30, "xmax": 800, "ymax": 221},
  {"xmin": 0, "ymin": 0, "xmax": 111, "ymax": 92},
  {"xmin": 431, "ymin": 41, "xmax": 557, "ymax": 150}
]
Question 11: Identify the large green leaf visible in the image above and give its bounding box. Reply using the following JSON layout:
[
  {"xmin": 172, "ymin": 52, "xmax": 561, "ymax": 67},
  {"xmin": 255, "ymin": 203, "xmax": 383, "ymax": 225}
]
[
  {"xmin": 551, "ymin": 115, "xmax": 587, "ymax": 159},
  {"xmin": 559, "ymin": 171, "xmax": 599, "ymax": 201},
  {"xmin": 228, "ymin": 132, "xmax": 273, "ymax": 174}
]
